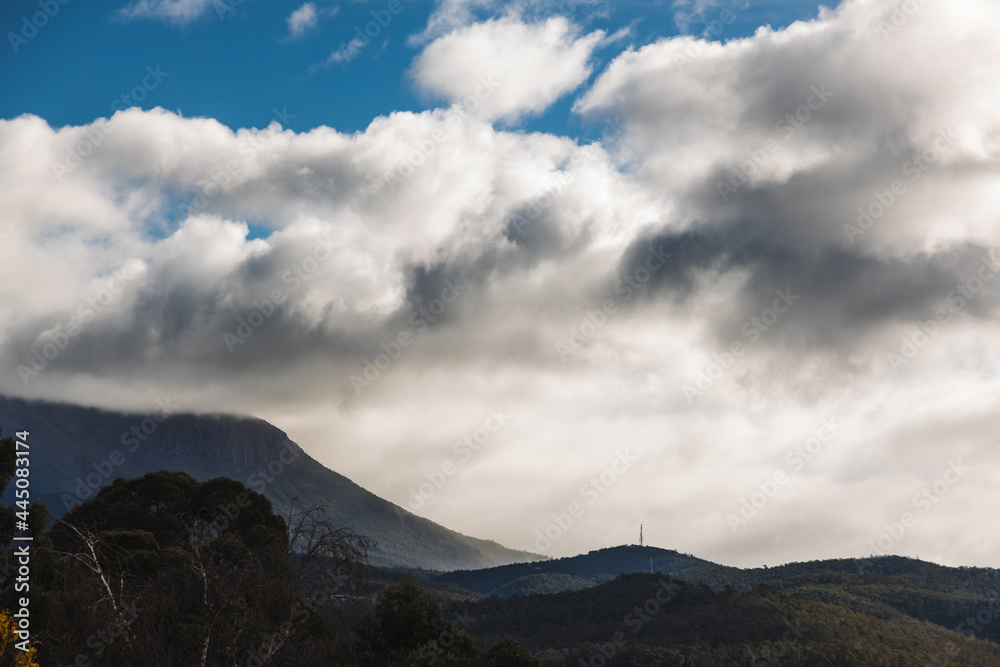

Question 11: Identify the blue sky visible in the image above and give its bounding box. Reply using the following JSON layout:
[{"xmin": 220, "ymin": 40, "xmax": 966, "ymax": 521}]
[{"xmin": 2, "ymin": 0, "xmax": 823, "ymax": 138}]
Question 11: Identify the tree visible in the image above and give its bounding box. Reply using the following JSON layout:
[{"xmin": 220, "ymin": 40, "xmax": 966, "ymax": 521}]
[
  {"xmin": 353, "ymin": 576, "xmax": 540, "ymax": 666},
  {"xmin": 0, "ymin": 610, "xmax": 39, "ymax": 667},
  {"xmin": 0, "ymin": 427, "xmax": 15, "ymax": 496},
  {"xmin": 355, "ymin": 576, "xmax": 481, "ymax": 665},
  {"xmin": 482, "ymin": 637, "xmax": 542, "ymax": 666},
  {"xmin": 39, "ymin": 470, "xmax": 370, "ymax": 666},
  {"xmin": 249, "ymin": 502, "xmax": 372, "ymax": 666}
]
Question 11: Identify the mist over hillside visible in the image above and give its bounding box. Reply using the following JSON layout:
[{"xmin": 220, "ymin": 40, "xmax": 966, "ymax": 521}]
[{"xmin": 0, "ymin": 395, "xmax": 536, "ymax": 571}]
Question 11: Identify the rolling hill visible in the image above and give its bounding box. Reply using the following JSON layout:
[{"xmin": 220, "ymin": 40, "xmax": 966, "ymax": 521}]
[
  {"xmin": 436, "ymin": 545, "xmax": 717, "ymax": 596},
  {"xmin": 453, "ymin": 571, "xmax": 1000, "ymax": 666},
  {"xmin": 426, "ymin": 551, "xmax": 1000, "ymax": 665}
]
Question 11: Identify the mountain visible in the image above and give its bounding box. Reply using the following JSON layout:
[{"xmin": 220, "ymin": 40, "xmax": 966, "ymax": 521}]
[
  {"xmin": 450, "ymin": 571, "xmax": 1000, "ymax": 666},
  {"xmin": 0, "ymin": 395, "xmax": 537, "ymax": 571},
  {"xmin": 436, "ymin": 545, "xmax": 717, "ymax": 596}
]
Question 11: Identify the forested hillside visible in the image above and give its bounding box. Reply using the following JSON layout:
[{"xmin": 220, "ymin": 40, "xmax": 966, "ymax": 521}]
[{"xmin": 453, "ymin": 572, "xmax": 1000, "ymax": 666}]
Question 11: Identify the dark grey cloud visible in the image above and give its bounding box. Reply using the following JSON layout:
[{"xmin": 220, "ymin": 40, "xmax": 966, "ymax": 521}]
[{"xmin": 613, "ymin": 222, "xmax": 1000, "ymax": 353}]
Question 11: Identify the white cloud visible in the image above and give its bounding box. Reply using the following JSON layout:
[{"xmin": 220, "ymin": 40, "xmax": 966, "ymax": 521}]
[
  {"xmin": 317, "ymin": 38, "xmax": 367, "ymax": 67},
  {"xmin": 118, "ymin": 0, "xmax": 222, "ymax": 25},
  {"xmin": 5, "ymin": 0, "xmax": 1000, "ymax": 568},
  {"xmin": 286, "ymin": 2, "xmax": 318, "ymax": 39},
  {"xmin": 575, "ymin": 0, "xmax": 1000, "ymax": 254},
  {"xmin": 412, "ymin": 16, "xmax": 605, "ymax": 123},
  {"xmin": 411, "ymin": 0, "xmax": 608, "ymax": 44},
  {"xmin": 410, "ymin": 0, "xmax": 496, "ymax": 43}
]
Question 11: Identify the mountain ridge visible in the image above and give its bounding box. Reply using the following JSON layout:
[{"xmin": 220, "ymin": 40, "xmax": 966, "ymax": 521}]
[
  {"xmin": 436, "ymin": 544, "xmax": 717, "ymax": 596},
  {"xmin": 0, "ymin": 394, "xmax": 538, "ymax": 571}
]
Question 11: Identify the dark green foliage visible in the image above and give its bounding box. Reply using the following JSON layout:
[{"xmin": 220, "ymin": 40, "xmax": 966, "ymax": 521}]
[
  {"xmin": 684, "ymin": 556, "xmax": 1000, "ymax": 644},
  {"xmin": 0, "ymin": 428, "xmax": 17, "ymax": 553},
  {"xmin": 14, "ymin": 470, "xmax": 371, "ymax": 666},
  {"xmin": 0, "ymin": 426, "xmax": 16, "ymax": 496},
  {"xmin": 52, "ymin": 470, "xmax": 287, "ymax": 555},
  {"xmin": 482, "ymin": 637, "xmax": 543, "ymax": 666},
  {"xmin": 346, "ymin": 575, "xmax": 544, "ymax": 666},
  {"xmin": 0, "ymin": 456, "xmax": 538, "ymax": 666},
  {"xmin": 452, "ymin": 572, "xmax": 1000, "ymax": 666},
  {"xmin": 367, "ymin": 576, "xmax": 460, "ymax": 654},
  {"xmin": 353, "ymin": 576, "xmax": 496, "ymax": 666}
]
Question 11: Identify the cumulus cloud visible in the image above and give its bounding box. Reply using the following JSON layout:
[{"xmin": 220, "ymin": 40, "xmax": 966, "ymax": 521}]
[
  {"xmin": 286, "ymin": 2, "xmax": 319, "ymax": 39},
  {"xmin": 412, "ymin": 16, "xmax": 605, "ymax": 123},
  {"xmin": 576, "ymin": 0, "xmax": 1000, "ymax": 255},
  {"xmin": 118, "ymin": 0, "xmax": 223, "ymax": 25},
  {"xmin": 4, "ymin": 0, "xmax": 1000, "ymax": 568}
]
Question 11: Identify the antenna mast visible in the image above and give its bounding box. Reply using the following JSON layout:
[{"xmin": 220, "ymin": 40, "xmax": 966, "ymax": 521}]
[{"xmin": 640, "ymin": 524, "xmax": 643, "ymax": 547}]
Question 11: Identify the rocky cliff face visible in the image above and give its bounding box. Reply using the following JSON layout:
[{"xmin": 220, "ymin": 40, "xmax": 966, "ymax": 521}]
[{"xmin": 144, "ymin": 414, "xmax": 298, "ymax": 467}]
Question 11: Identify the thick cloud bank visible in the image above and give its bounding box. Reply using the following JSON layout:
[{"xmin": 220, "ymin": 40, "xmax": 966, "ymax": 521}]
[{"xmin": 3, "ymin": 0, "xmax": 999, "ymax": 567}]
